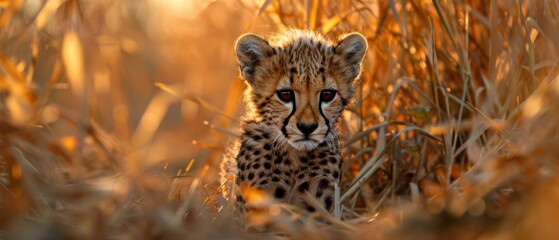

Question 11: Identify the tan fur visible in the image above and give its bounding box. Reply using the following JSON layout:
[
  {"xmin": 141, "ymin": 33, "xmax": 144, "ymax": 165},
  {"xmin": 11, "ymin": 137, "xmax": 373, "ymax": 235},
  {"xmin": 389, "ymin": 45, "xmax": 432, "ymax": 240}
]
[{"xmin": 220, "ymin": 29, "xmax": 367, "ymax": 214}]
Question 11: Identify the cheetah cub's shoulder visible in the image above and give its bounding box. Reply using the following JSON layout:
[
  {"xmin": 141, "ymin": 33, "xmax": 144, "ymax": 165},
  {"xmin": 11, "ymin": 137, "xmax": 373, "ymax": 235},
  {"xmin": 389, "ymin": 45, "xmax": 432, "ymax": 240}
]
[{"xmin": 220, "ymin": 29, "xmax": 367, "ymax": 214}]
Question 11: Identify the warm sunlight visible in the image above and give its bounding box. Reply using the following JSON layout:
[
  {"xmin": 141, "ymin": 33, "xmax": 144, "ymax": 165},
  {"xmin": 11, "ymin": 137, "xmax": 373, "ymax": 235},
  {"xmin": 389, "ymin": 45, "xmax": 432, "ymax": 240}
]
[
  {"xmin": 2, "ymin": 0, "xmax": 559, "ymax": 239},
  {"xmin": 155, "ymin": 0, "xmax": 200, "ymax": 16}
]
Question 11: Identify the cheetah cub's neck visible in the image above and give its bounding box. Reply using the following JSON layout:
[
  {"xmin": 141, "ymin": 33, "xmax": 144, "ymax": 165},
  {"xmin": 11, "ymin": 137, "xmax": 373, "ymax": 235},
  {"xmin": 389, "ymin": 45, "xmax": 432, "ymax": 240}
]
[{"xmin": 221, "ymin": 29, "xmax": 367, "ymax": 214}]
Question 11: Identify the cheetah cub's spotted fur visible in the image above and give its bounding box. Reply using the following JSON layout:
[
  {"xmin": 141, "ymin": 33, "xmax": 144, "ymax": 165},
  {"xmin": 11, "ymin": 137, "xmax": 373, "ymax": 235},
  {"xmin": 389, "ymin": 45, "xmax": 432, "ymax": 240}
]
[{"xmin": 220, "ymin": 29, "xmax": 367, "ymax": 214}]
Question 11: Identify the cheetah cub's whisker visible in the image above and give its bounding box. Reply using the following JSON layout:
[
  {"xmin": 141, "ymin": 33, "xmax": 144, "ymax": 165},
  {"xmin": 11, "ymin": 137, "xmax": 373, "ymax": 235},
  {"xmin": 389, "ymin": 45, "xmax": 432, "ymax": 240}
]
[{"xmin": 220, "ymin": 29, "xmax": 367, "ymax": 215}]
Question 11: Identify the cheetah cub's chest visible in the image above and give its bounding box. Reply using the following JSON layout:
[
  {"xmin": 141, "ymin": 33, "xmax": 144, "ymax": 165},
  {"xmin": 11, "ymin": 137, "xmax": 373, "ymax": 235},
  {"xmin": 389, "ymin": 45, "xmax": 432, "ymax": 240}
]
[{"xmin": 220, "ymin": 29, "xmax": 367, "ymax": 214}]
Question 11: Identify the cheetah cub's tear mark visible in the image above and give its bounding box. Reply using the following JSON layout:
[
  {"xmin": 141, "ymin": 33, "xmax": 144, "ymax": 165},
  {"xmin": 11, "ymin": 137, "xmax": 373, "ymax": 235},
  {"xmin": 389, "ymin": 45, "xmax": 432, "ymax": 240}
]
[{"xmin": 220, "ymin": 29, "xmax": 367, "ymax": 215}]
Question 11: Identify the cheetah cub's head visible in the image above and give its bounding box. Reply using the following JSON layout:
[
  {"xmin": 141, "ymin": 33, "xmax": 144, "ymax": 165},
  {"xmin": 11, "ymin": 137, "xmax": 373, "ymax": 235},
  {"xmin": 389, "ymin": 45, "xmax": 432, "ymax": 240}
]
[{"xmin": 235, "ymin": 30, "xmax": 367, "ymax": 151}]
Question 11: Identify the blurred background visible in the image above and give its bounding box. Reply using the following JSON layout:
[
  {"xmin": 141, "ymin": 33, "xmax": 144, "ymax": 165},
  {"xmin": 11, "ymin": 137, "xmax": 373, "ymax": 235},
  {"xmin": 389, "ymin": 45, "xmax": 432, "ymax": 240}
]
[{"xmin": 2, "ymin": 0, "xmax": 559, "ymax": 239}]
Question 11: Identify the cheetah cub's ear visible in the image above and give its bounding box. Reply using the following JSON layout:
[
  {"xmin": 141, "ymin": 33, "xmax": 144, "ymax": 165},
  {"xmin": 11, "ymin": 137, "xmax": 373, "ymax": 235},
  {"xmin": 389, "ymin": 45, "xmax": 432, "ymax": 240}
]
[
  {"xmin": 235, "ymin": 33, "xmax": 274, "ymax": 84},
  {"xmin": 334, "ymin": 33, "xmax": 368, "ymax": 82}
]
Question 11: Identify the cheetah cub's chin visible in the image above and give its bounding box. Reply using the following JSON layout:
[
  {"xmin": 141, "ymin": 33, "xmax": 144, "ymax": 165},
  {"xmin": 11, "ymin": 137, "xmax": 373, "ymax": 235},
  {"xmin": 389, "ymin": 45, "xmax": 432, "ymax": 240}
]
[{"xmin": 221, "ymin": 29, "xmax": 367, "ymax": 215}]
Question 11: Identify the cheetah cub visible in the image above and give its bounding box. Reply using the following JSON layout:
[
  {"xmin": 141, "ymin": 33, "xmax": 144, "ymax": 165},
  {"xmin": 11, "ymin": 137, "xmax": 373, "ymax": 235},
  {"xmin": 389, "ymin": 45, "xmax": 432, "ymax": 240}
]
[{"xmin": 221, "ymin": 29, "xmax": 367, "ymax": 214}]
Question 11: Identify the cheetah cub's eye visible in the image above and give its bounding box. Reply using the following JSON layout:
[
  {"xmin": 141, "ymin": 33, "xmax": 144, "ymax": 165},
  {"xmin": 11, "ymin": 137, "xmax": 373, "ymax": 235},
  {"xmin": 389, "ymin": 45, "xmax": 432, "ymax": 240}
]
[
  {"xmin": 277, "ymin": 89, "xmax": 294, "ymax": 102},
  {"xmin": 320, "ymin": 90, "xmax": 336, "ymax": 102}
]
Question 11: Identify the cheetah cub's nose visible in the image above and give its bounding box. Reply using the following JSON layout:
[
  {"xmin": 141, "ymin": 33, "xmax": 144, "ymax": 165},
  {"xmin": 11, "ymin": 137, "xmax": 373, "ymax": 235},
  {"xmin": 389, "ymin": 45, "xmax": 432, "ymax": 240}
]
[{"xmin": 297, "ymin": 123, "xmax": 318, "ymax": 136}]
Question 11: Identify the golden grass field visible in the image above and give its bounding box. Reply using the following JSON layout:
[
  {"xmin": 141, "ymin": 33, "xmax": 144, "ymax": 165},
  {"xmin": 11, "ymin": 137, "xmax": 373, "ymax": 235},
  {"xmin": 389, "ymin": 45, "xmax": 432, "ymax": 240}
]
[{"xmin": 2, "ymin": 0, "xmax": 559, "ymax": 239}]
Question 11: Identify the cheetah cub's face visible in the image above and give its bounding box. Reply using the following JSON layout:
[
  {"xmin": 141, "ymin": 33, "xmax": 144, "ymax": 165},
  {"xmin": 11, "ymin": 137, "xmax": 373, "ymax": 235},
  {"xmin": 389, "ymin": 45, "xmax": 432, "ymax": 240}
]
[{"xmin": 235, "ymin": 30, "xmax": 367, "ymax": 151}]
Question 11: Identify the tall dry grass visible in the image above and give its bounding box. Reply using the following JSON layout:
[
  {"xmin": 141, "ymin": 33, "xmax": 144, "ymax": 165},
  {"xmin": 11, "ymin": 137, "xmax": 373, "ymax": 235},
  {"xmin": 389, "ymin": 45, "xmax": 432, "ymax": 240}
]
[{"xmin": 1, "ymin": 0, "xmax": 559, "ymax": 239}]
